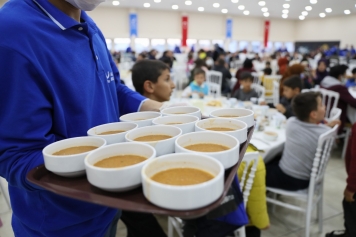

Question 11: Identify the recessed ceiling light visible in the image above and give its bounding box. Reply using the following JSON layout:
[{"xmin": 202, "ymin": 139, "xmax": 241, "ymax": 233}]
[
  {"xmin": 238, "ymin": 5, "xmax": 245, "ymax": 10},
  {"xmin": 172, "ymin": 5, "xmax": 178, "ymax": 9},
  {"xmin": 344, "ymin": 10, "xmax": 351, "ymax": 14},
  {"xmin": 261, "ymin": 7, "xmax": 268, "ymax": 12},
  {"xmin": 282, "ymin": 9, "xmax": 289, "ymax": 14},
  {"xmin": 112, "ymin": 1, "xmax": 119, "ymax": 6},
  {"xmin": 299, "ymin": 15, "xmax": 305, "ymax": 20},
  {"xmin": 258, "ymin": 1, "xmax": 266, "ymax": 6},
  {"xmin": 310, "ymin": 0, "xmax": 317, "ymax": 4},
  {"xmin": 198, "ymin": 7, "xmax": 204, "ymax": 11},
  {"xmin": 283, "ymin": 4, "xmax": 290, "ymax": 9},
  {"xmin": 282, "ymin": 14, "xmax": 288, "ymax": 18},
  {"xmin": 213, "ymin": 3, "xmax": 220, "ymax": 8},
  {"xmin": 302, "ymin": 11, "xmax": 308, "ymax": 16},
  {"xmin": 143, "ymin": 3, "xmax": 150, "ymax": 7},
  {"xmin": 263, "ymin": 12, "xmax": 270, "ymax": 17},
  {"xmin": 221, "ymin": 9, "xmax": 228, "ymax": 13},
  {"xmin": 185, "ymin": 1, "xmax": 192, "ymax": 6},
  {"xmin": 325, "ymin": 8, "xmax": 332, "ymax": 13},
  {"xmin": 153, "ymin": 0, "xmax": 161, "ymax": 2},
  {"xmin": 243, "ymin": 10, "xmax": 250, "ymax": 15},
  {"xmin": 305, "ymin": 6, "xmax": 312, "ymax": 11},
  {"xmin": 231, "ymin": 0, "xmax": 239, "ymax": 3},
  {"xmin": 319, "ymin": 13, "xmax": 326, "ymax": 17}
]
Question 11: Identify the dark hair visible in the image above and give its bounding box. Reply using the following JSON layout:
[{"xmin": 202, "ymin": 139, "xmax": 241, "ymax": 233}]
[
  {"xmin": 194, "ymin": 59, "xmax": 207, "ymax": 68},
  {"xmin": 292, "ymin": 92, "xmax": 322, "ymax": 122},
  {"xmin": 266, "ymin": 61, "xmax": 271, "ymax": 66},
  {"xmin": 283, "ymin": 75, "xmax": 303, "ymax": 91},
  {"xmin": 352, "ymin": 68, "xmax": 356, "ymax": 74},
  {"xmin": 263, "ymin": 68, "xmax": 272, "ymax": 75},
  {"xmin": 193, "ymin": 68, "xmax": 206, "ymax": 77},
  {"xmin": 329, "ymin": 65, "xmax": 348, "ymax": 79},
  {"xmin": 217, "ymin": 58, "xmax": 225, "ymax": 66},
  {"xmin": 240, "ymin": 72, "xmax": 253, "ymax": 82},
  {"xmin": 159, "ymin": 57, "xmax": 173, "ymax": 68},
  {"xmin": 132, "ymin": 60, "xmax": 170, "ymax": 95},
  {"xmin": 243, "ymin": 59, "xmax": 253, "ymax": 69}
]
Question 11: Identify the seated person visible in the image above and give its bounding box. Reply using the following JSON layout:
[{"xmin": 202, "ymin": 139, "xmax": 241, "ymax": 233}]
[
  {"xmin": 182, "ymin": 68, "xmax": 209, "ymax": 98},
  {"xmin": 276, "ymin": 75, "xmax": 303, "ymax": 118},
  {"xmin": 212, "ymin": 58, "xmax": 232, "ymax": 95},
  {"xmin": 346, "ymin": 68, "xmax": 356, "ymax": 88},
  {"xmin": 132, "ymin": 59, "xmax": 175, "ymax": 102},
  {"xmin": 233, "ymin": 72, "xmax": 259, "ymax": 101},
  {"xmin": 266, "ymin": 92, "xmax": 340, "ymax": 191}
]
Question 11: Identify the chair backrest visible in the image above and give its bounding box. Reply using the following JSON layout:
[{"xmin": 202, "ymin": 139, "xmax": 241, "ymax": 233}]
[
  {"xmin": 327, "ymin": 107, "xmax": 342, "ymax": 122},
  {"xmin": 239, "ymin": 152, "xmax": 259, "ymax": 207},
  {"xmin": 252, "ymin": 83, "xmax": 265, "ymax": 98},
  {"xmin": 206, "ymin": 71, "xmax": 222, "ymax": 98},
  {"xmin": 208, "ymin": 83, "xmax": 221, "ymax": 98},
  {"xmin": 251, "ymin": 72, "xmax": 261, "ymax": 85},
  {"xmin": 273, "ymin": 81, "xmax": 280, "ymax": 106}
]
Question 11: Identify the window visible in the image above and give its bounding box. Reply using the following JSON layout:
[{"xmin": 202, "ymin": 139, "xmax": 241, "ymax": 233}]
[
  {"xmin": 187, "ymin": 39, "xmax": 197, "ymax": 51},
  {"xmin": 167, "ymin": 38, "xmax": 181, "ymax": 51},
  {"xmin": 274, "ymin": 42, "xmax": 283, "ymax": 51},
  {"xmin": 114, "ymin": 38, "xmax": 130, "ymax": 52},
  {"xmin": 151, "ymin": 39, "xmax": 166, "ymax": 53},
  {"xmin": 251, "ymin": 41, "xmax": 262, "ymax": 53},
  {"xmin": 239, "ymin": 41, "xmax": 248, "ymax": 51},
  {"xmin": 135, "ymin": 38, "xmax": 150, "ymax": 53},
  {"xmin": 212, "ymin": 40, "xmax": 224, "ymax": 49},
  {"xmin": 228, "ymin": 40, "xmax": 238, "ymax": 53},
  {"xmin": 285, "ymin": 42, "xmax": 295, "ymax": 53},
  {"xmin": 198, "ymin": 40, "xmax": 211, "ymax": 50}
]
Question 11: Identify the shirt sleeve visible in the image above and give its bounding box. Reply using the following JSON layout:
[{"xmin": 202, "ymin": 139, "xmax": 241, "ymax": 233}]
[{"xmin": 338, "ymin": 86, "xmax": 356, "ymax": 108}]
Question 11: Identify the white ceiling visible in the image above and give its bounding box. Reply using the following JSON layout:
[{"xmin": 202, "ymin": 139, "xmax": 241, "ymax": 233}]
[{"xmin": 100, "ymin": 0, "xmax": 356, "ymax": 20}]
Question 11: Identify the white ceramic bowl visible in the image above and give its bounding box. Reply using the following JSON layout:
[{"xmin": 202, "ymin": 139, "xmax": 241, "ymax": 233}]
[
  {"xmin": 85, "ymin": 142, "xmax": 156, "ymax": 192},
  {"xmin": 210, "ymin": 108, "xmax": 255, "ymax": 128},
  {"xmin": 125, "ymin": 125, "xmax": 182, "ymax": 156},
  {"xmin": 152, "ymin": 115, "xmax": 199, "ymax": 134},
  {"xmin": 175, "ymin": 131, "xmax": 240, "ymax": 169},
  {"xmin": 43, "ymin": 137, "xmax": 106, "ymax": 177},
  {"xmin": 120, "ymin": 112, "xmax": 162, "ymax": 127},
  {"xmin": 263, "ymin": 131, "xmax": 278, "ymax": 141},
  {"xmin": 195, "ymin": 118, "xmax": 248, "ymax": 143},
  {"xmin": 87, "ymin": 122, "xmax": 138, "ymax": 144},
  {"xmin": 161, "ymin": 106, "xmax": 201, "ymax": 119},
  {"xmin": 141, "ymin": 153, "xmax": 224, "ymax": 210}
]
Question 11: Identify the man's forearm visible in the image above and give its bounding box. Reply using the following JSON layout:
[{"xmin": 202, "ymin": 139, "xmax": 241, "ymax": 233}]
[{"xmin": 139, "ymin": 99, "xmax": 163, "ymax": 112}]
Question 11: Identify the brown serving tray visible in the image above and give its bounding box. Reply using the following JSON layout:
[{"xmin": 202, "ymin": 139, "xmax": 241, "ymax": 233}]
[{"xmin": 27, "ymin": 126, "xmax": 254, "ymax": 219}]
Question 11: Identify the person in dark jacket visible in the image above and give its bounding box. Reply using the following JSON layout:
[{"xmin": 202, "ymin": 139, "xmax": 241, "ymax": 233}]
[
  {"xmin": 212, "ymin": 58, "xmax": 232, "ymax": 94},
  {"xmin": 232, "ymin": 59, "xmax": 256, "ymax": 94},
  {"xmin": 314, "ymin": 60, "xmax": 328, "ymax": 85},
  {"xmin": 276, "ymin": 75, "xmax": 303, "ymax": 118}
]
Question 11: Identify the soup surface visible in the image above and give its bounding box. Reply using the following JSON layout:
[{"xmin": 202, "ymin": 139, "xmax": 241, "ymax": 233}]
[
  {"xmin": 166, "ymin": 122, "xmax": 183, "ymax": 125},
  {"xmin": 185, "ymin": 143, "xmax": 230, "ymax": 152},
  {"xmin": 94, "ymin": 155, "xmax": 146, "ymax": 168},
  {"xmin": 98, "ymin": 130, "xmax": 126, "ymax": 135},
  {"xmin": 151, "ymin": 168, "xmax": 214, "ymax": 185},
  {"xmin": 219, "ymin": 115, "xmax": 240, "ymax": 118},
  {"xmin": 53, "ymin": 146, "xmax": 98, "ymax": 156},
  {"xmin": 205, "ymin": 127, "xmax": 238, "ymax": 131},
  {"xmin": 134, "ymin": 135, "xmax": 172, "ymax": 142}
]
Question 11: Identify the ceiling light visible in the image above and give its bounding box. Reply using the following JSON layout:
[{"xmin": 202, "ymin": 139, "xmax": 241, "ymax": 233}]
[
  {"xmin": 238, "ymin": 5, "xmax": 245, "ymax": 10},
  {"xmin": 319, "ymin": 13, "xmax": 326, "ymax": 17},
  {"xmin": 198, "ymin": 7, "xmax": 204, "ymax": 12},
  {"xmin": 325, "ymin": 8, "xmax": 332, "ymax": 13},
  {"xmin": 299, "ymin": 15, "xmax": 305, "ymax": 20},
  {"xmin": 172, "ymin": 5, "xmax": 178, "ymax": 9},
  {"xmin": 263, "ymin": 12, "xmax": 270, "ymax": 17},
  {"xmin": 243, "ymin": 10, "xmax": 250, "ymax": 15},
  {"xmin": 283, "ymin": 4, "xmax": 290, "ymax": 9},
  {"xmin": 344, "ymin": 10, "xmax": 351, "ymax": 14},
  {"xmin": 282, "ymin": 14, "xmax": 288, "ymax": 18},
  {"xmin": 305, "ymin": 6, "xmax": 312, "ymax": 11},
  {"xmin": 231, "ymin": 0, "xmax": 239, "ymax": 3},
  {"xmin": 153, "ymin": 0, "xmax": 161, "ymax": 2},
  {"xmin": 185, "ymin": 1, "xmax": 192, "ymax": 6},
  {"xmin": 221, "ymin": 9, "xmax": 228, "ymax": 13},
  {"xmin": 112, "ymin": 1, "xmax": 119, "ymax": 6},
  {"xmin": 302, "ymin": 11, "xmax": 308, "ymax": 16},
  {"xmin": 258, "ymin": 1, "xmax": 266, "ymax": 6},
  {"xmin": 310, "ymin": 0, "xmax": 317, "ymax": 4},
  {"xmin": 213, "ymin": 3, "xmax": 220, "ymax": 8},
  {"xmin": 143, "ymin": 3, "xmax": 150, "ymax": 7},
  {"xmin": 261, "ymin": 7, "xmax": 268, "ymax": 12},
  {"xmin": 282, "ymin": 9, "xmax": 289, "ymax": 14}
]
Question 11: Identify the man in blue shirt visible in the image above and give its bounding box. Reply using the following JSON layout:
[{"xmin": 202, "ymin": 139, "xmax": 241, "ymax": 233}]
[{"xmin": 0, "ymin": 0, "xmax": 162, "ymax": 236}]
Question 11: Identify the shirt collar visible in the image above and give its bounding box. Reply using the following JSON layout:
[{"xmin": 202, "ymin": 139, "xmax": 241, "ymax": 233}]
[{"xmin": 32, "ymin": 0, "xmax": 87, "ymax": 30}]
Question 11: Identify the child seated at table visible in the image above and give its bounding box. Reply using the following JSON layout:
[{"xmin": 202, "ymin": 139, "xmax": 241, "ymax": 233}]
[
  {"xmin": 275, "ymin": 75, "xmax": 303, "ymax": 118},
  {"xmin": 132, "ymin": 59, "xmax": 175, "ymax": 102},
  {"xmin": 233, "ymin": 72, "xmax": 259, "ymax": 101},
  {"xmin": 182, "ymin": 68, "xmax": 209, "ymax": 98},
  {"xmin": 346, "ymin": 68, "xmax": 356, "ymax": 88},
  {"xmin": 266, "ymin": 92, "xmax": 340, "ymax": 191}
]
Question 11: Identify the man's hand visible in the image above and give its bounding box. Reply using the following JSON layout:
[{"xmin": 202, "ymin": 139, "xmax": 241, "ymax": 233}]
[
  {"xmin": 344, "ymin": 188, "xmax": 355, "ymax": 202},
  {"xmin": 139, "ymin": 99, "xmax": 162, "ymax": 112},
  {"xmin": 327, "ymin": 120, "xmax": 341, "ymax": 128},
  {"xmin": 275, "ymin": 104, "xmax": 286, "ymax": 114}
]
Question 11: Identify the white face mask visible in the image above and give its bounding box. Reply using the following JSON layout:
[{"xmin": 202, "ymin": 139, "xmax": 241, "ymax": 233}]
[{"xmin": 66, "ymin": 0, "xmax": 105, "ymax": 11}]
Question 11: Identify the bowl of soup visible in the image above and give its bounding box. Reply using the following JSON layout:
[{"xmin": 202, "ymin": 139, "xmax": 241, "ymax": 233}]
[
  {"xmin": 141, "ymin": 153, "xmax": 224, "ymax": 210},
  {"xmin": 152, "ymin": 115, "xmax": 199, "ymax": 134},
  {"xmin": 87, "ymin": 122, "xmax": 138, "ymax": 144},
  {"xmin": 120, "ymin": 112, "xmax": 162, "ymax": 127},
  {"xmin": 161, "ymin": 106, "xmax": 201, "ymax": 119},
  {"xmin": 175, "ymin": 131, "xmax": 240, "ymax": 169},
  {"xmin": 209, "ymin": 108, "xmax": 255, "ymax": 128},
  {"xmin": 43, "ymin": 137, "xmax": 106, "ymax": 177},
  {"xmin": 195, "ymin": 118, "xmax": 248, "ymax": 143},
  {"xmin": 125, "ymin": 125, "xmax": 182, "ymax": 156},
  {"xmin": 85, "ymin": 142, "xmax": 156, "ymax": 192}
]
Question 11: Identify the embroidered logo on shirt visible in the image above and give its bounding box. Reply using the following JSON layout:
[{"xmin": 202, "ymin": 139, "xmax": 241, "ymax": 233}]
[{"xmin": 106, "ymin": 72, "xmax": 114, "ymax": 83}]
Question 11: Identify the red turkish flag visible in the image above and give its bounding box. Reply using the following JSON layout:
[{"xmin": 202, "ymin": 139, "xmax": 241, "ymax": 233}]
[
  {"xmin": 264, "ymin": 20, "xmax": 270, "ymax": 48},
  {"xmin": 182, "ymin": 16, "xmax": 188, "ymax": 47}
]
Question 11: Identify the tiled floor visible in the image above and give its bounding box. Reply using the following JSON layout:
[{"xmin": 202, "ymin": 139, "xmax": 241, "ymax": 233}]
[{"xmin": 0, "ymin": 149, "xmax": 347, "ymax": 237}]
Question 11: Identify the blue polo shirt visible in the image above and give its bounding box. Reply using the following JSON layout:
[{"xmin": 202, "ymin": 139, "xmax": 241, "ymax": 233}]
[{"xmin": 0, "ymin": 0, "xmax": 146, "ymax": 236}]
